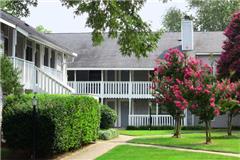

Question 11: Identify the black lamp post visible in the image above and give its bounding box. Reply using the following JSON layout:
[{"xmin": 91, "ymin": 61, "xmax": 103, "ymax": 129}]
[
  {"xmin": 148, "ymin": 101, "xmax": 152, "ymax": 131},
  {"xmin": 32, "ymin": 93, "xmax": 37, "ymax": 160}
]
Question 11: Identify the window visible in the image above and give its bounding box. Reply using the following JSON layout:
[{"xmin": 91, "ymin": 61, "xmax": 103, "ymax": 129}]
[
  {"xmin": 50, "ymin": 50, "xmax": 55, "ymax": 68},
  {"xmin": 121, "ymin": 71, "xmax": 129, "ymax": 81},
  {"xmin": 76, "ymin": 71, "xmax": 88, "ymax": 81},
  {"xmin": 67, "ymin": 70, "xmax": 74, "ymax": 81},
  {"xmin": 4, "ymin": 37, "xmax": 8, "ymax": 55},
  {"xmin": 89, "ymin": 70, "xmax": 101, "ymax": 81},
  {"xmin": 26, "ymin": 40, "xmax": 33, "ymax": 61},
  {"xmin": 44, "ymin": 47, "xmax": 49, "ymax": 66}
]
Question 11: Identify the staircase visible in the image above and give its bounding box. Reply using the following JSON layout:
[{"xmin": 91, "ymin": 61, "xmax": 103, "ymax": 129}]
[{"xmin": 35, "ymin": 67, "xmax": 74, "ymax": 94}]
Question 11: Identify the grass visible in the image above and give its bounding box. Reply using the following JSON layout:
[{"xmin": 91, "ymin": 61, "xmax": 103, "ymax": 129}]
[
  {"xmin": 96, "ymin": 145, "xmax": 239, "ymax": 160},
  {"xmin": 129, "ymin": 131, "xmax": 240, "ymax": 153}
]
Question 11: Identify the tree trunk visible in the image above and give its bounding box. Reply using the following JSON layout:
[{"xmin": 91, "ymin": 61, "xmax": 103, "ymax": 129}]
[
  {"xmin": 227, "ymin": 113, "xmax": 233, "ymax": 136},
  {"xmin": 205, "ymin": 120, "xmax": 212, "ymax": 144},
  {"xmin": 173, "ymin": 113, "xmax": 181, "ymax": 138}
]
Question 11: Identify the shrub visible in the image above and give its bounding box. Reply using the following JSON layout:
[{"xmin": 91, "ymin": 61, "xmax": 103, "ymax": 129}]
[
  {"xmin": 181, "ymin": 126, "xmax": 205, "ymax": 130},
  {"xmin": 3, "ymin": 94, "xmax": 100, "ymax": 157},
  {"xmin": 100, "ymin": 104, "xmax": 117, "ymax": 129},
  {"xmin": 126, "ymin": 126, "xmax": 174, "ymax": 130},
  {"xmin": 0, "ymin": 56, "xmax": 23, "ymax": 96},
  {"xmin": 98, "ymin": 129, "xmax": 119, "ymax": 140}
]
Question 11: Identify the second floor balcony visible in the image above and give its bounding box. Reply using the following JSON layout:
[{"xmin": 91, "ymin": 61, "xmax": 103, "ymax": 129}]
[{"xmin": 68, "ymin": 81, "xmax": 154, "ymax": 99}]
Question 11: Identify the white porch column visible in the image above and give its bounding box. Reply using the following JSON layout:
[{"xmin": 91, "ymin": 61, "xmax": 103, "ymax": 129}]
[
  {"xmin": 62, "ymin": 53, "xmax": 67, "ymax": 83},
  {"xmin": 128, "ymin": 98, "xmax": 132, "ymax": 126},
  {"xmin": 101, "ymin": 70, "xmax": 104, "ymax": 104},
  {"xmin": 184, "ymin": 109, "xmax": 188, "ymax": 126},
  {"xmin": 12, "ymin": 29, "xmax": 17, "ymax": 67},
  {"xmin": 74, "ymin": 70, "xmax": 77, "ymax": 92},
  {"xmin": 129, "ymin": 70, "xmax": 132, "ymax": 96},
  {"xmin": 32, "ymin": 41, "xmax": 36, "ymax": 65},
  {"xmin": 22, "ymin": 37, "xmax": 27, "ymax": 86},
  {"xmin": 156, "ymin": 103, "xmax": 159, "ymax": 115}
]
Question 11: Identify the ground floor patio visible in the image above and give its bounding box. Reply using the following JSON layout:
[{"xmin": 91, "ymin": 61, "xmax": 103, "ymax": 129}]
[{"xmin": 103, "ymin": 98, "xmax": 240, "ymax": 128}]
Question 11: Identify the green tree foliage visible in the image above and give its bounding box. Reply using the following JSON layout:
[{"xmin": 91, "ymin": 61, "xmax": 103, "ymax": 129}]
[
  {"xmin": 61, "ymin": 0, "xmax": 162, "ymax": 57},
  {"xmin": 36, "ymin": 25, "xmax": 52, "ymax": 33},
  {"xmin": 163, "ymin": 0, "xmax": 240, "ymax": 32},
  {"xmin": 162, "ymin": 7, "xmax": 184, "ymax": 32},
  {"xmin": 0, "ymin": 0, "xmax": 38, "ymax": 17},
  {"xmin": 188, "ymin": 0, "xmax": 240, "ymax": 31},
  {"xmin": 0, "ymin": 56, "xmax": 22, "ymax": 96}
]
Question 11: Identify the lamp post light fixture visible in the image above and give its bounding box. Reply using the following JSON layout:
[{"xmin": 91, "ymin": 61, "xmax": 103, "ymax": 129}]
[
  {"xmin": 148, "ymin": 101, "xmax": 152, "ymax": 131},
  {"xmin": 32, "ymin": 93, "xmax": 37, "ymax": 160}
]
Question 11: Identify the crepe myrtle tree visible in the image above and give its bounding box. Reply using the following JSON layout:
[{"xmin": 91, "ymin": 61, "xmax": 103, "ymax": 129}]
[
  {"xmin": 183, "ymin": 58, "xmax": 220, "ymax": 144},
  {"xmin": 216, "ymin": 80, "xmax": 240, "ymax": 136},
  {"xmin": 152, "ymin": 49, "xmax": 189, "ymax": 138},
  {"xmin": 152, "ymin": 48, "xmax": 221, "ymax": 143}
]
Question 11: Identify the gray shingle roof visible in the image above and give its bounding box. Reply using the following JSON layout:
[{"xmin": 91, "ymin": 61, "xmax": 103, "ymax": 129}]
[
  {"xmin": 47, "ymin": 32, "xmax": 225, "ymax": 69},
  {"xmin": 0, "ymin": 10, "xmax": 74, "ymax": 56}
]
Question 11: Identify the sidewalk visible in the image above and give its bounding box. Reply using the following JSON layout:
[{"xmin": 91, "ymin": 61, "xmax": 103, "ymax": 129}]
[
  {"xmin": 56, "ymin": 135, "xmax": 240, "ymax": 160},
  {"xmin": 56, "ymin": 135, "xmax": 134, "ymax": 160}
]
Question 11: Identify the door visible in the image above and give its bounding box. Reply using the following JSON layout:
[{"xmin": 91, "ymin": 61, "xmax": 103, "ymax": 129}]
[{"xmin": 120, "ymin": 101, "xmax": 129, "ymax": 128}]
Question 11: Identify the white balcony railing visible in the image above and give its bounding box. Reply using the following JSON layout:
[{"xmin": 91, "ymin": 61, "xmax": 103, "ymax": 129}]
[
  {"xmin": 68, "ymin": 81, "xmax": 153, "ymax": 98},
  {"xmin": 12, "ymin": 57, "xmax": 36, "ymax": 89},
  {"xmin": 128, "ymin": 115, "xmax": 185, "ymax": 126},
  {"xmin": 11, "ymin": 57, "xmax": 74, "ymax": 94}
]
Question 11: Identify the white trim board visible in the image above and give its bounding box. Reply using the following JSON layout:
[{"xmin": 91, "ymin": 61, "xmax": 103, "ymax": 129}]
[
  {"xmin": 0, "ymin": 18, "xmax": 16, "ymax": 28},
  {"xmin": 67, "ymin": 68, "xmax": 154, "ymax": 71}
]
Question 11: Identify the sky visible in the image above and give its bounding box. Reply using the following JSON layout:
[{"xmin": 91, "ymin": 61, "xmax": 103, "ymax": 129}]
[{"xmin": 22, "ymin": 0, "xmax": 189, "ymax": 33}]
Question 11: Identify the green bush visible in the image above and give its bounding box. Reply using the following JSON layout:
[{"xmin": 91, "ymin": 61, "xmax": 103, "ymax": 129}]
[
  {"xmin": 100, "ymin": 104, "xmax": 117, "ymax": 129},
  {"xmin": 181, "ymin": 126, "xmax": 205, "ymax": 130},
  {"xmin": 98, "ymin": 129, "xmax": 119, "ymax": 140},
  {"xmin": 3, "ymin": 94, "xmax": 100, "ymax": 157},
  {"xmin": 0, "ymin": 56, "xmax": 23, "ymax": 96},
  {"xmin": 126, "ymin": 126, "xmax": 174, "ymax": 130}
]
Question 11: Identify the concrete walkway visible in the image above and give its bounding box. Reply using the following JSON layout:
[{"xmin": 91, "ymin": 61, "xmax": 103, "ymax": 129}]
[
  {"xmin": 56, "ymin": 135, "xmax": 240, "ymax": 160},
  {"xmin": 56, "ymin": 135, "xmax": 134, "ymax": 160}
]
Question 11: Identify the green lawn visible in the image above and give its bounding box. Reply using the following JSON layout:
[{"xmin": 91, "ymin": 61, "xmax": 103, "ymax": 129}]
[
  {"xmin": 96, "ymin": 145, "xmax": 239, "ymax": 160},
  {"xmin": 129, "ymin": 131, "xmax": 240, "ymax": 153},
  {"xmin": 119, "ymin": 129, "xmax": 227, "ymax": 136}
]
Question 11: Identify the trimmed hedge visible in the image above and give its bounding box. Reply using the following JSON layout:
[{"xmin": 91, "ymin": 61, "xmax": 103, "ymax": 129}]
[
  {"xmin": 126, "ymin": 126, "xmax": 206, "ymax": 130},
  {"xmin": 126, "ymin": 125, "xmax": 240, "ymax": 130},
  {"xmin": 3, "ymin": 94, "xmax": 100, "ymax": 157},
  {"xmin": 98, "ymin": 129, "xmax": 119, "ymax": 140},
  {"xmin": 100, "ymin": 104, "xmax": 117, "ymax": 129},
  {"xmin": 126, "ymin": 126, "xmax": 174, "ymax": 130}
]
